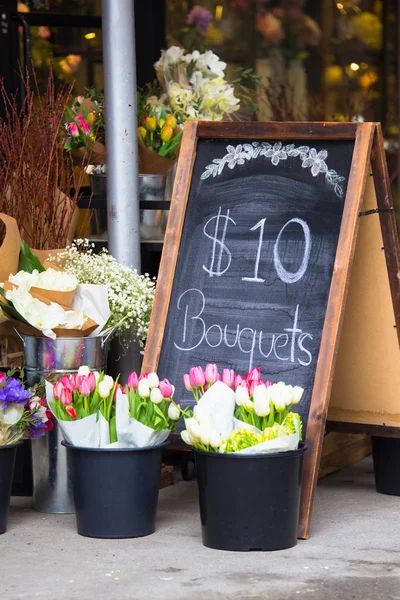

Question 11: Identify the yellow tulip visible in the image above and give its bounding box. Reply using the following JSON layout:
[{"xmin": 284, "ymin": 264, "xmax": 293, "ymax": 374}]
[
  {"xmin": 87, "ymin": 112, "xmax": 95, "ymax": 126},
  {"xmin": 144, "ymin": 116, "xmax": 156, "ymax": 132},
  {"xmin": 157, "ymin": 118, "xmax": 166, "ymax": 129},
  {"xmin": 166, "ymin": 114, "xmax": 177, "ymax": 129},
  {"xmin": 138, "ymin": 126, "xmax": 147, "ymax": 141},
  {"xmin": 161, "ymin": 125, "xmax": 173, "ymax": 143}
]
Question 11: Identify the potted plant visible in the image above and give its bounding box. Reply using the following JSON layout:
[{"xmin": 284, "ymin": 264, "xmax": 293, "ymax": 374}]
[
  {"xmin": 0, "ymin": 373, "xmax": 53, "ymax": 533},
  {"xmin": 181, "ymin": 365, "xmax": 306, "ymax": 551},
  {"xmin": 48, "ymin": 367, "xmax": 186, "ymax": 538}
]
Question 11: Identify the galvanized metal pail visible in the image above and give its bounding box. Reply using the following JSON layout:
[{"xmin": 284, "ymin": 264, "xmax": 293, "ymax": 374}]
[
  {"xmin": 20, "ymin": 334, "xmax": 111, "ymax": 514},
  {"xmin": 139, "ymin": 174, "xmax": 169, "ymax": 240}
]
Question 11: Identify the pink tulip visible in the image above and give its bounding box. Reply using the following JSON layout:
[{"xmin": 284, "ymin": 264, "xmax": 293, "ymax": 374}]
[
  {"xmin": 60, "ymin": 388, "xmax": 73, "ymax": 406},
  {"xmin": 68, "ymin": 121, "xmax": 79, "ymax": 137},
  {"xmin": 87, "ymin": 371, "xmax": 96, "ymax": 392},
  {"xmin": 233, "ymin": 374, "xmax": 243, "ymax": 389},
  {"xmin": 127, "ymin": 371, "xmax": 139, "ymax": 389},
  {"xmin": 0, "ymin": 373, "xmax": 5, "ymax": 384},
  {"xmin": 77, "ymin": 376, "xmax": 91, "ymax": 397},
  {"xmin": 76, "ymin": 114, "xmax": 90, "ymax": 135},
  {"xmin": 189, "ymin": 366, "xmax": 206, "ymax": 388},
  {"xmin": 183, "ymin": 373, "xmax": 192, "ymax": 391},
  {"xmin": 246, "ymin": 367, "xmax": 261, "ymax": 383},
  {"xmin": 204, "ymin": 363, "xmax": 218, "ymax": 384},
  {"xmin": 222, "ymin": 369, "xmax": 235, "ymax": 387},
  {"xmin": 70, "ymin": 373, "xmax": 79, "ymax": 390},
  {"xmin": 159, "ymin": 378, "xmax": 173, "ymax": 398},
  {"xmin": 60, "ymin": 375, "xmax": 74, "ymax": 392},
  {"xmin": 53, "ymin": 380, "xmax": 64, "ymax": 399},
  {"xmin": 264, "ymin": 380, "xmax": 272, "ymax": 388},
  {"xmin": 138, "ymin": 372, "xmax": 149, "ymax": 382}
]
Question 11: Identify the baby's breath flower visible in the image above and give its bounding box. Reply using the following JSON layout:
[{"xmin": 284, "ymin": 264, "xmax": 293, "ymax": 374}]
[{"xmin": 48, "ymin": 241, "xmax": 155, "ymax": 349}]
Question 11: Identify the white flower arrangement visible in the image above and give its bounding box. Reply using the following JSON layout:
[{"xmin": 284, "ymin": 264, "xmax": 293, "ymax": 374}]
[
  {"xmin": 9, "ymin": 268, "xmax": 78, "ymax": 292},
  {"xmin": 5, "ymin": 286, "xmax": 86, "ymax": 339},
  {"xmin": 48, "ymin": 241, "xmax": 155, "ymax": 349},
  {"xmin": 154, "ymin": 46, "xmax": 240, "ymax": 122}
]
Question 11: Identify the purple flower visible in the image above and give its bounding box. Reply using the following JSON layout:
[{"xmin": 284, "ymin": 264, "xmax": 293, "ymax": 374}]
[
  {"xmin": 30, "ymin": 422, "xmax": 47, "ymax": 438},
  {"xmin": 0, "ymin": 377, "xmax": 31, "ymax": 409},
  {"xmin": 186, "ymin": 6, "xmax": 213, "ymax": 34}
]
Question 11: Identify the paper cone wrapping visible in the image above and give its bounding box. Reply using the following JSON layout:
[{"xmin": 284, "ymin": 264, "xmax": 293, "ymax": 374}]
[
  {"xmin": 2, "ymin": 281, "xmax": 98, "ymax": 338},
  {"xmin": 46, "ymin": 381, "xmax": 110, "ymax": 448},
  {"xmin": 235, "ymin": 431, "xmax": 300, "ymax": 454},
  {"xmin": 0, "ymin": 214, "xmax": 22, "ymax": 283},
  {"xmin": 138, "ymin": 135, "xmax": 178, "ymax": 175},
  {"xmin": 113, "ymin": 389, "xmax": 170, "ymax": 448},
  {"xmin": 196, "ymin": 381, "xmax": 236, "ymax": 439},
  {"xmin": 72, "ymin": 284, "xmax": 111, "ymax": 336}
]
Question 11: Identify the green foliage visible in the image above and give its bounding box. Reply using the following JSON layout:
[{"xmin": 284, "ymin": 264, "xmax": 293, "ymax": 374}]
[{"xmin": 18, "ymin": 242, "xmax": 45, "ymax": 274}]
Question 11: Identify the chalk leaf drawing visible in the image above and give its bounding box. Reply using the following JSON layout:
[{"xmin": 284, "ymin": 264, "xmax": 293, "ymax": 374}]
[{"xmin": 200, "ymin": 141, "xmax": 346, "ymax": 198}]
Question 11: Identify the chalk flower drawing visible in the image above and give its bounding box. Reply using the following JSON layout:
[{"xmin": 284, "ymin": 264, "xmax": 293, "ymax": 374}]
[{"xmin": 201, "ymin": 141, "xmax": 345, "ymax": 197}]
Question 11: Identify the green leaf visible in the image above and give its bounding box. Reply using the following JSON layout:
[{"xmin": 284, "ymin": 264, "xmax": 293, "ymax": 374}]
[
  {"xmin": 109, "ymin": 416, "xmax": 117, "ymax": 443},
  {"xmin": 0, "ymin": 297, "xmax": 30, "ymax": 325},
  {"xmin": 18, "ymin": 242, "xmax": 45, "ymax": 273}
]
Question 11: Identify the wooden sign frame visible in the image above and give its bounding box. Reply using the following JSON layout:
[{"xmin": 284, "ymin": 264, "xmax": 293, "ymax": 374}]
[{"xmin": 142, "ymin": 121, "xmax": 399, "ymax": 540}]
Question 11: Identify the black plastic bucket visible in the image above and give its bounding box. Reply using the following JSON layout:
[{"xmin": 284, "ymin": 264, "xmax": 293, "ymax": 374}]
[
  {"xmin": 194, "ymin": 443, "xmax": 307, "ymax": 551},
  {"xmin": 63, "ymin": 441, "xmax": 165, "ymax": 538},
  {"xmin": 372, "ymin": 436, "xmax": 400, "ymax": 496},
  {"xmin": 0, "ymin": 443, "xmax": 19, "ymax": 534}
]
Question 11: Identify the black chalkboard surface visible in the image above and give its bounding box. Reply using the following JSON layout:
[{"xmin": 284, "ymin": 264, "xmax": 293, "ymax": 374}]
[
  {"xmin": 156, "ymin": 137, "xmax": 353, "ymax": 427},
  {"xmin": 143, "ymin": 121, "xmax": 378, "ymax": 539}
]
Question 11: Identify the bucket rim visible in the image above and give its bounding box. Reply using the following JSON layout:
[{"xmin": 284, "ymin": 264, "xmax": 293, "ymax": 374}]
[
  {"xmin": 193, "ymin": 441, "xmax": 307, "ymax": 460},
  {"xmin": 61, "ymin": 440, "xmax": 168, "ymax": 453}
]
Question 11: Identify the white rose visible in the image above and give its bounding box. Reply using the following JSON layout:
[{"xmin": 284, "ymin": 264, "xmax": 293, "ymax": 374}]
[
  {"xmin": 0, "ymin": 403, "xmax": 24, "ymax": 425},
  {"xmin": 150, "ymin": 388, "xmax": 163, "ymax": 404},
  {"xmin": 168, "ymin": 403, "xmax": 180, "ymax": 421},
  {"xmin": 147, "ymin": 372, "xmax": 159, "ymax": 388}
]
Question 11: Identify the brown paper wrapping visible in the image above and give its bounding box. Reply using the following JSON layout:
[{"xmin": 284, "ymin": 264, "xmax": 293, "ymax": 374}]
[
  {"xmin": 138, "ymin": 134, "xmax": 179, "ymax": 175},
  {"xmin": 0, "ymin": 214, "xmax": 23, "ymax": 283}
]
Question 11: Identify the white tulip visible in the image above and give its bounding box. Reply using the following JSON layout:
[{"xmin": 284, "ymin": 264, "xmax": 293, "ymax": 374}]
[
  {"xmin": 92, "ymin": 371, "xmax": 100, "ymax": 383},
  {"xmin": 102, "ymin": 375, "xmax": 114, "ymax": 390},
  {"xmin": 253, "ymin": 384, "xmax": 271, "ymax": 417},
  {"xmin": 168, "ymin": 403, "xmax": 180, "ymax": 420},
  {"xmin": 198, "ymin": 423, "xmax": 210, "ymax": 446},
  {"xmin": 181, "ymin": 430, "xmax": 194, "ymax": 446},
  {"xmin": 187, "ymin": 421, "xmax": 201, "ymax": 442},
  {"xmin": 235, "ymin": 385, "xmax": 250, "ymax": 407},
  {"xmin": 147, "ymin": 372, "xmax": 159, "ymax": 388},
  {"xmin": 98, "ymin": 380, "xmax": 112, "ymax": 399},
  {"xmin": 150, "ymin": 387, "xmax": 163, "ymax": 404},
  {"xmin": 209, "ymin": 431, "xmax": 222, "ymax": 449},
  {"xmin": 291, "ymin": 386, "xmax": 304, "ymax": 404},
  {"xmin": 138, "ymin": 378, "xmax": 150, "ymax": 398},
  {"xmin": 78, "ymin": 365, "xmax": 90, "ymax": 377},
  {"xmin": 270, "ymin": 383, "xmax": 290, "ymax": 411}
]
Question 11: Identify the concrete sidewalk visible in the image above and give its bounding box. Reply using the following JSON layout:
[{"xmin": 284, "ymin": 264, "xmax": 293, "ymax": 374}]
[{"xmin": 1, "ymin": 457, "xmax": 400, "ymax": 600}]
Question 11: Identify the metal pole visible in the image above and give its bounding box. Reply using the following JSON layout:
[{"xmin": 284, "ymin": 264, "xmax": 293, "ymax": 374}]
[{"xmin": 101, "ymin": 0, "xmax": 141, "ymax": 271}]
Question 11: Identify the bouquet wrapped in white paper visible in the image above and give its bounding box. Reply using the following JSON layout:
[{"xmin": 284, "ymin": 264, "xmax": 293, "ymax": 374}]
[
  {"xmin": 47, "ymin": 367, "xmax": 187, "ymax": 449},
  {"xmin": 181, "ymin": 365, "xmax": 304, "ymax": 454}
]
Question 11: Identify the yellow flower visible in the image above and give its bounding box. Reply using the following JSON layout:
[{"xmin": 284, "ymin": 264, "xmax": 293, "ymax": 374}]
[
  {"xmin": 17, "ymin": 2, "xmax": 30, "ymax": 12},
  {"xmin": 161, "ymin": 125, "xmax": 173, "ymax": 142},
  {"xmin": 138, "ymin": 126, "xmax": 147, "ymax": 141},
  {"xmin": 87, "ymin": 112, "xmax": 95, "ymax": 126},
  {"xmin": 144, "ymin": 116, "xmax": 156, "ymax": 132}
]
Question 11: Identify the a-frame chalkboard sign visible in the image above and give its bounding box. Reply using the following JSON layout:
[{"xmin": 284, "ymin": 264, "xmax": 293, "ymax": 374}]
[{"xmin": 142, "ymin": 121, "xmax": 400, "ymax": 539}]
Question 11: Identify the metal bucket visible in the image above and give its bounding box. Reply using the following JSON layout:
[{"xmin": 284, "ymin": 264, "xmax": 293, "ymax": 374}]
[
  {"xmin": 139, "ymin": 174, "xmax": 169, "ymax": 240},
  {"xmin": 20, "ymin": 334, "xmax": 111, "ymax": 514}
]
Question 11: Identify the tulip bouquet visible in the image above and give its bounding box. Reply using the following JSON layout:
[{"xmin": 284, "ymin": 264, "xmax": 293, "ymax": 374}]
[
  {"xmin": 47, "ymin": 366, "xmax": 186, "ymax": 448},
  {"xmin": 181, "ymin": 365, "xmax": 303, "ymax": 454},
  {"xmin": 0, "ymin": 372, "xmax": 53, "ymax": 445},
  {"xmin": 119, "ymin": 371, "xmax": 187, "ymax": 447}
]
